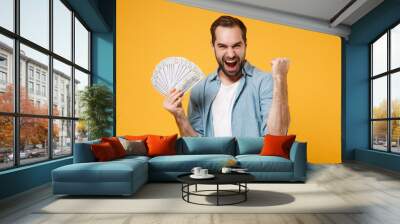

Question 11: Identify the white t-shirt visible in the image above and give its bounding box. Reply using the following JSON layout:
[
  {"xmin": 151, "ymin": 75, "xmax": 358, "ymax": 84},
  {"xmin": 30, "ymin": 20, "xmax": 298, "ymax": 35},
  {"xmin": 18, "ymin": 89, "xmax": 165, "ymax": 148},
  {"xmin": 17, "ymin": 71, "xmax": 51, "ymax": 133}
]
[{"xmin": 211, "ymin": 81, "xmax": 240, "ymax": 137}]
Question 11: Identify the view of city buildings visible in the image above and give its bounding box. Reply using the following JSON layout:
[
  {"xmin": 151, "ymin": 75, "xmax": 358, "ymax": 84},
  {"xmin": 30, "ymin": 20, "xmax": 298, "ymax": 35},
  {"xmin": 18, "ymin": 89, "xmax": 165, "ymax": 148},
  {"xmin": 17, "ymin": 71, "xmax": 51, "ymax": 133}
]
[
  {"xmin": 0, "ymin": 40, "xmax": 88, "ymax": 169},
  {"xmin": 0, "ymin": 0, "xmax": 91, "ymax": 171}
]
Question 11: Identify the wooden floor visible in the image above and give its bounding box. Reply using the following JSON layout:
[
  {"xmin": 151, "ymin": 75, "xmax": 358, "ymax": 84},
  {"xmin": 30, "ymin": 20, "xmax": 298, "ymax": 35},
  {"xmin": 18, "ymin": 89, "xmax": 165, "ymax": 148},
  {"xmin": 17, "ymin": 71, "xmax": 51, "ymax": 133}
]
[{"xmin": 1, "ymin": 162, "xmax": 400, "ymax": 224}]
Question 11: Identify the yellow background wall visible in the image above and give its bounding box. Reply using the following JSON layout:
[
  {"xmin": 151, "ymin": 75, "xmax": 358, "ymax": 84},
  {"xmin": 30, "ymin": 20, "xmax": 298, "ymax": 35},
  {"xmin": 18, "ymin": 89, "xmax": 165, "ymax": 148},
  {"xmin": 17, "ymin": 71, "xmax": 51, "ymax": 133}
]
[{"xmin": 116, "ymin": 0, "xmax": 342, "ymax": 163}]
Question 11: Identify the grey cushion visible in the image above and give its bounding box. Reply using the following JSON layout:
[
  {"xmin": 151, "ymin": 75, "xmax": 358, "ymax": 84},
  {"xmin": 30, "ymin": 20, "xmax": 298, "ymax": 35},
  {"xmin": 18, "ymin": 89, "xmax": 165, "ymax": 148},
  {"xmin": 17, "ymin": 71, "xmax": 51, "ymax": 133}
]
[{"xmin": 119, "ymin": 138, "xmax": 147, "ymax": 156}]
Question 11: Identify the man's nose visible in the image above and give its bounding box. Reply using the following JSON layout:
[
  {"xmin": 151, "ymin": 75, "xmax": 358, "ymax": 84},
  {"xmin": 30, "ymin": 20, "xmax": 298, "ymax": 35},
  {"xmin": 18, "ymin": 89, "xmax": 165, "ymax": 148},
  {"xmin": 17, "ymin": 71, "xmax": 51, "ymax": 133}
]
[{"xmin": 226, "ymin": 47, "xmax": 236, "ymax": 58}]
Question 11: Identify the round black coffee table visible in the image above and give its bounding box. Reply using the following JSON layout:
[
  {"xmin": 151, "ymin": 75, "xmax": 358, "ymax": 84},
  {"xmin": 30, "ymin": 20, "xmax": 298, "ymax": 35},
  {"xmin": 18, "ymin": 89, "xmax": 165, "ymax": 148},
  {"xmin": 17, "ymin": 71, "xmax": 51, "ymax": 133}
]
[{"xmin": 177, "ymin": 172, "xmax": 255, "ymax": 206}]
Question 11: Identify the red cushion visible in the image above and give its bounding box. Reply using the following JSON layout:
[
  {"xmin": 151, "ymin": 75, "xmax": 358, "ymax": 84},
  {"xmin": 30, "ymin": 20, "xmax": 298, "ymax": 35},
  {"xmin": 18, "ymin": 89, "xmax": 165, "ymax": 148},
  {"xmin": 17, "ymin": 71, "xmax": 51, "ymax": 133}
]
[
  {"xmin": 146, "ymin": 134, "xmax": 178, "ymax": 157},
  {"xmin": 101, "ymin": 137, "xmax": 127, "ymax": 158},
  {"xmin": 91, "ymin": 142, "xmax": 117, "ymax": 161},
  {"xmin": 259, "ymin": 134, "xmax": 296, "ymax": 159}
]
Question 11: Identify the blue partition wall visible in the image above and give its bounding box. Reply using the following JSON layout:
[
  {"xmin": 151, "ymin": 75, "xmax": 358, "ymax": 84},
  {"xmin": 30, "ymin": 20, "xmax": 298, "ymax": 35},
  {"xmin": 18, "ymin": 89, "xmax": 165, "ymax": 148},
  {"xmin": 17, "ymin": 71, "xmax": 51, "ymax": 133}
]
[{"xmin": 344, "ymin": 0, "xmax": 400, "ymax": 171}]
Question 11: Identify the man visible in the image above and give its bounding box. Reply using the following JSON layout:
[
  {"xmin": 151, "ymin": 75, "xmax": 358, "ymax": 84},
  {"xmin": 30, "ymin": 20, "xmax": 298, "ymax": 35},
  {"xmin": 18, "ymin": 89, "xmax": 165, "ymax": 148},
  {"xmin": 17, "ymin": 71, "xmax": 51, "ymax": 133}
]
[{"xmin": 163, "ymin": 15, "xmax": 290, "ymax": 137}]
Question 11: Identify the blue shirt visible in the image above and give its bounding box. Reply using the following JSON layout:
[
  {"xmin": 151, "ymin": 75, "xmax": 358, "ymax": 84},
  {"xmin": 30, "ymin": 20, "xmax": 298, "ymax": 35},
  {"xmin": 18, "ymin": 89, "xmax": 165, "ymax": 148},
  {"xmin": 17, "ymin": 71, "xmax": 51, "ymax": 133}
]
[{"xmin": 188, "ymin": 61, "xmax": 274, "ymax": 137}]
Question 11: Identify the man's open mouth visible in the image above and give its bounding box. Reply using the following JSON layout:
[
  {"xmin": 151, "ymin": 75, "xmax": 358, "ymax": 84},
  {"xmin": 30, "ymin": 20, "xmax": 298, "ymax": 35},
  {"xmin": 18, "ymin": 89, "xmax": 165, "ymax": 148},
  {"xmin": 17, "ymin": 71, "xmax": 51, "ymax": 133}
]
[{"xmin": 224, "ymin": 60, "xmax": 238, "ymax": 71}]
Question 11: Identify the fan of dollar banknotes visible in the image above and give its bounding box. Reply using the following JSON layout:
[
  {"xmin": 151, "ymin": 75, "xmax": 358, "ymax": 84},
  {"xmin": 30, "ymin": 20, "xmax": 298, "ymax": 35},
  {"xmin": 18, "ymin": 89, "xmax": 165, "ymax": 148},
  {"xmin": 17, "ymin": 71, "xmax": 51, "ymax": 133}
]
[{"xmin": 151, "ymin": 57, "xmax": 205, "ymax": 96}]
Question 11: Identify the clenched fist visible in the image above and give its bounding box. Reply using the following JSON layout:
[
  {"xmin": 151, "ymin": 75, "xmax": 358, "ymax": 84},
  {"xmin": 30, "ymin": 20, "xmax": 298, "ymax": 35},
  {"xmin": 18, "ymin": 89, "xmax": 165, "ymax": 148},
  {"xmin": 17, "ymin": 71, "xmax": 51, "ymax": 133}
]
[
  {"xmin": 163, "ymin": 88, "xmax": 185, "ymax": 117},
  {"xmin": 270, "ymin": 58, "xmax": 290, "ymax": 79}
]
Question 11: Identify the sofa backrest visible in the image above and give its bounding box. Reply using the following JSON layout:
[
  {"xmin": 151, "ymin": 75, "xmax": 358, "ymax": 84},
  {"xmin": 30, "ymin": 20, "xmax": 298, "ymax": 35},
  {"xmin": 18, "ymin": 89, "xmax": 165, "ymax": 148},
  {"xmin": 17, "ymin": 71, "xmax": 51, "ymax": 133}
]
[
  {"xmin": 74, "ymin": 136, "xmax": 299, "ymax": 162},
  {"xmin": 176, "ymin": 137, "xmax": 236, "ymax": 155},
  {"xmin": 235, "ymin": 137, "xmax": 264, "ymax": 155},
  {"xmin": 73, "ymin": 139, "xmax": 100, "ymax": 163}
]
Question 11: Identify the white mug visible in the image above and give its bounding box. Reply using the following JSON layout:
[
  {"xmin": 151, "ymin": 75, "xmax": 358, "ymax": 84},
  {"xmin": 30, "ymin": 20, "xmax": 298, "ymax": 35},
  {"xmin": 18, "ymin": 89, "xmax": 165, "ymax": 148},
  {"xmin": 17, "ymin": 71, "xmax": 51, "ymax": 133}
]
[
  {"xmin": 200, "ymin": 169, "xmax": 208, "ymax": 176},
  {"xmin": 191, "ymin": 167, "xmax": 202, "ymax": 176},
  {"xmin": 221, "ymin": 167, "xmax": 232, "ymax": 174}
]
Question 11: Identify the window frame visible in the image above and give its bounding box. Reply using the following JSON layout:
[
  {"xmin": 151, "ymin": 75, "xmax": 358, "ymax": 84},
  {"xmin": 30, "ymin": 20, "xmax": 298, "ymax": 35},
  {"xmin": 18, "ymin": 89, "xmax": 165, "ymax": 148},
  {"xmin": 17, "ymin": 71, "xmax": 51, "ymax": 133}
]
[
  {"xmin": 370, "ymin": 21, "xmax": 400, "ymax": 154},
  {"xmin": 0, "ymin": 0, "xmax": 92, "ymax": 171}
]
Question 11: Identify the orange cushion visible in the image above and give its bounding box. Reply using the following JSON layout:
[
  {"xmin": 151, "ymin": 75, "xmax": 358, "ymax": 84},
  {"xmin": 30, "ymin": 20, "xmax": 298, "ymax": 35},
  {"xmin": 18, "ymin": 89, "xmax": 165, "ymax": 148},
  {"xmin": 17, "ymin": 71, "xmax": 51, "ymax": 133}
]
[
  {"xmin": 125, "ymin": 135, "xmax": 148, "ymax": 141},
  {"xmin": 101, "ymin": 137, "xmax": 127, "ymax": 158},
  {"xmin": 91, "ymin": 142, "xmax": 117, "ymax": 161},
  {"xmin": 146, "ymin": 134, "xmax": 178, "ymax": 157},
  {"xmin": 259, "ymin": 134, "xmax": 296, "ymax": 159}
]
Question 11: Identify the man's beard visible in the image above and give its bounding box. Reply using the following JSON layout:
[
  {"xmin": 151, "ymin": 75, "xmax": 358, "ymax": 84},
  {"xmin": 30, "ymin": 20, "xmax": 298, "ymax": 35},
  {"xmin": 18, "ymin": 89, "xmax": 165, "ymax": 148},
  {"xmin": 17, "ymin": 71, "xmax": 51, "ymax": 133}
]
[{"xmin": 217, "ymin": 56, "xmax": 246, "ymax": 78}]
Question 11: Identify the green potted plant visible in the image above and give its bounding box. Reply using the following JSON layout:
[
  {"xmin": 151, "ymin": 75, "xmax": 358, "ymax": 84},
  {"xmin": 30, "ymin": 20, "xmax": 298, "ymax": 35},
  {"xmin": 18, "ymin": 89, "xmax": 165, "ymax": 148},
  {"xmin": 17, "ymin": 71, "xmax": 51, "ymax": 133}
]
[{"xmin": 79, "ymin": 84, "xmax": 113, "ymax": 140}]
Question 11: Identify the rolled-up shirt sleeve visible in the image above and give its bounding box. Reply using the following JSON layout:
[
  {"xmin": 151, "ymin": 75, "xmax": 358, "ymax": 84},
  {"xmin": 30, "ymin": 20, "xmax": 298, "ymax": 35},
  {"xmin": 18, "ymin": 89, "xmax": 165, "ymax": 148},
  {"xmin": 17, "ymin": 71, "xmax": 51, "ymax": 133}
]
[
  {"xmin": 188, "ymin": 88, "xmax": 204, "ymax": 137},
  {"xmin": 259, "ymin": 75, "xmax": 274, "ymax": 136}
]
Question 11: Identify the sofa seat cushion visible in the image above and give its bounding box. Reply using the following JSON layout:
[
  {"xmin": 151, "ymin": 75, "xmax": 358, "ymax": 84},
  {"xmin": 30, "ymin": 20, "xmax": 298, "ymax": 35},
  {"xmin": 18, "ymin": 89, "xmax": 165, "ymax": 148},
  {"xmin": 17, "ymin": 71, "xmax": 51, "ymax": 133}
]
[
  {"xmin": 149, "ymin": 154, "xmax": 235, "ymax": 172},
  {"xmin": 52, "ymin": 159, "xmax": 147, "ymax": 183},
  {"xmin": 116, "ymin": 155, "xmax": 150, "ymax": 163},
  {"xmin": 236, "ymin": 155, "xmax": 293, "ymax": 172}
]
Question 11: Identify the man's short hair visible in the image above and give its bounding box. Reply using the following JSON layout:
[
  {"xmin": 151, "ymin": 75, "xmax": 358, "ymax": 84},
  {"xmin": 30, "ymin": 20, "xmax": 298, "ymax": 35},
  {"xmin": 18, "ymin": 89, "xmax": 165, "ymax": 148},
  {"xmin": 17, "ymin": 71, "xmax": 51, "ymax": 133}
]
[{"xmin": 210, "ymin": 15, "xmax": 247, "ymax": 45}]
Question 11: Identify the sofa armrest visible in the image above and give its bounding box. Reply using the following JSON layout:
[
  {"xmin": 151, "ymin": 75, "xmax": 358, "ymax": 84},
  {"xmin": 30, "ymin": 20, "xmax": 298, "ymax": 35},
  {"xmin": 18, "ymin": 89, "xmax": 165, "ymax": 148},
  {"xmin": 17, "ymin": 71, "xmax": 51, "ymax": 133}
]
[
  {"xmin": 289, "ymin": 142, "xmax": 307, "ymax": 181},
  {"xmin": 73, "ymin": 140, "xmax": 100, "ymax": 163}
]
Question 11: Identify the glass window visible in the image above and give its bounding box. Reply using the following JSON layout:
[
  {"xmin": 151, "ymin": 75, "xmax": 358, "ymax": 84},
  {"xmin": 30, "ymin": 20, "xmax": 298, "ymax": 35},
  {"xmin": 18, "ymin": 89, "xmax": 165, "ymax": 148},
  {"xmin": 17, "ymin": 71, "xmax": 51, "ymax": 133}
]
[
  {"xmin": 0, "ymin": 116, "xmax": 13, "ymax": 170},
  {"xmin": 372, "ymin": 77, "xmax": 387, "ymax": 119},
  {"xmin": 0, "ymin": 34, "xmax": 13, "ymax": 113},
  {"xmin": 20, "ymin": 44, "xmax": 49, "ymax": 115},
  {"xmin": 74, "ymin": 17, "xmax": 89, "ymax": 70},
  {"xmin": 0, "ymin": 54, "xmax": 8, "ymax": 87},
  {"xmin": 28, "ymin": 67, "xmax": 34, "ymax": 80},
  {"xmin": 19, "ymin": 117, "xmax": 49, "ymax": 165},
  {"xmin": 0, "ymin": 0, "xmax": 93, "ymax": 169},
  {"xmin": 0, "ymin": 54, "xmax": 7, "ymax": 67},
  {"xmin": 0, "ymin": 0, "xmax": 14, "ymax": 32},
  {"xmin": 53, "ymin": 59, "xmax": 71, "ymax": 117},
  {"xmin": 28, "ymin": 81, "xmax": 33, "ymax": 93},
  {"xmin": 20, "ymin": 0, "xmax": 49, "ymax": 49},
  {"xmin": 371, "ymin": 24, "xmax": 400, "ymax": 154},
  {"xmin": 74, "ymin": 69, "xmax": 89, "ymax": 118},
  {"xmin": 53, "ymin": 0, "xmax": 72, "ymax": 60},
  {"xmin": 41, "ymin": 85, "xmax": 46, "ymax": 96},
  {"xmin": 391, "ymin": 72, "xmax": 400, "ymax": 118},
  {"xmin": 372, "ymin": 121, "xmax": 388, "ymax": 151},
  {"xmin": 0, "ymin": 71, "xmax": 6, "ymax": 84},
  {"xmin": 75, "ymin": 120, "xmax": 88, "ymax": 143},
  {"xmin": 391, "ymin": 24, "xmax": 400, "ymax": 70},
  {"xmin": 372, "ymin": 33, "xmax": 387, "ymax": 76},
  {"xmin": 53, "ymin": 119, "xmax": 72, "ymax": 158},
  {"xmin": 35, "ymin": 70, "xmax": 40, "ymax": 80},
  {"xmin": 36, "ymin": 83, "xmax": 40, "ymax": 95},
  {"xmin": 0, "ymin": 71, "xmax": 7, "ymax": 82},
  {"xmin": 391, "ymin": 120, "xmax": 400, "ymax": 153}
]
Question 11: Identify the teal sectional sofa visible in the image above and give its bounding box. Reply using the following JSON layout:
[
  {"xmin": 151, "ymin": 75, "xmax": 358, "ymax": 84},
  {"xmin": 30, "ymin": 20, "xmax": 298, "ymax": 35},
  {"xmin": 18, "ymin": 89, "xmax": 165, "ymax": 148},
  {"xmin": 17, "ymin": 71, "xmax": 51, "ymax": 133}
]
[{"xmin": 52, "ymin": 137, "xmax": 307, "ymax": 196}]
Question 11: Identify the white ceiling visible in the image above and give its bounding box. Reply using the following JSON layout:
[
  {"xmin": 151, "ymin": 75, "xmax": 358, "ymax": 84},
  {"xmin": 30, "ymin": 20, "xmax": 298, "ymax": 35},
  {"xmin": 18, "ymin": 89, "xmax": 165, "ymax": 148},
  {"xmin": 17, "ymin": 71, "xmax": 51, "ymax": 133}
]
[
  {"xmin": 229, "ymin": 0, "xmax": 352, "ymax": 22},
  {"xmin": 168, "ymin": 0, "xmax": 384, "ymax": 38}
]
